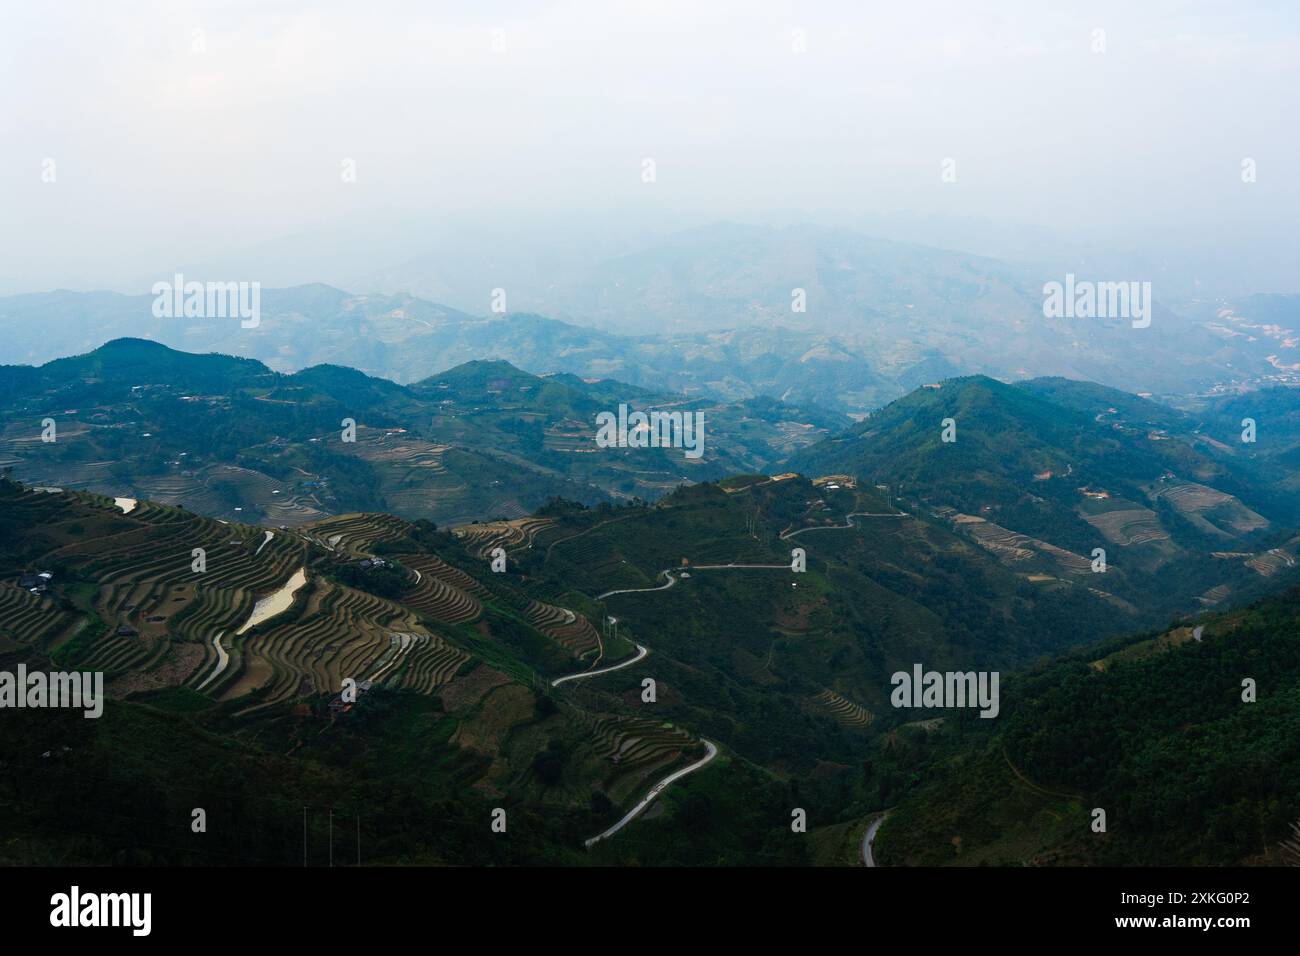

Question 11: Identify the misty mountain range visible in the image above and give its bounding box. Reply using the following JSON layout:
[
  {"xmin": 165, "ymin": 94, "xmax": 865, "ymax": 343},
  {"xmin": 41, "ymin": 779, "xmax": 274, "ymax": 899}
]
[{"xmin": 5, "ymin": 223, "xmax": 1299, "ymax": 414}]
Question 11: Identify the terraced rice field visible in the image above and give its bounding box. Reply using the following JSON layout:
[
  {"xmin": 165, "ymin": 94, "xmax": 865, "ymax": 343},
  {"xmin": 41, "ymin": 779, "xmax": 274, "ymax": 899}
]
[
  {"xmin": 0, "ymin": 582, "xmax": 78, "ymax": 649},
  {"xmin": 1087, "ymin": 587, "xmax": 1139, "ymax": 613},
  {"xmin": 811, "ymin": 688, "xmax": 874, "ymax": 728},
  {"xmin": 1, "ymin": 457, "xmax": 117, "ymax": 491},
  {"xmin": 234, "ymin": 567, "xmax": 307, "ymax": 635},
  {"xmin": 11, "ymin": 493, "xmax": 308, "ymax": 676},
  {"xmin": 481, "ymin": 571, "xmax": 602, "ymax": 661},
  {"xmin": 1033, "ymin": 542, "xmax": 1093, "ymax": 572},
  {"xmin": 0, "ymin": 486, "xmax": 314, "ymax": 671},
  {"xmin": 0, "ymin": 421, "xmax": 94, "ymax": 460},
  {"xmin": 354, "ymin": 435, "xmax": 452, "ymax": 472},
  {"xmin": 342, "ymin": 431, "xmax": 489, "ymax": 522},
  {"xmin": 131, "ymin": 464, "xmax": 329, "ymax": 525},
  {"xmin": 1152, "ymin": 480, "xmax": 1233, "ymax": 512},
  {"xmin": 1080, "ymin": 504, "xmax": 1169, "ymax": 546},
  {"xmin": 367, "ymin": 631, "xmax": 424, "ymax": 683},
  {"xmin": 301, "ymin": 513, "xmax": 410, "ymax": 555},
  {"xmin": 483, "ymin": 498, "xmax": 531, "ymax": 521},
  {"xmin": 221, "ymin": 577, "xmax": 430, "ymax": 710},
  {"xmin": 952, "ymin": 515, "xmax": 1093, "ymax": 572},
  {"xmin": 1, "ymin": 485, "xmax": 646, "ymax": 758},
  {"xmin": 127, "ymin": 474, "xmax": 223, "ymax": 515},
  {"xmin": 397, "ymin": 553, "xmax": 488, "ymax": 595},
  {"xmin": 262, "ymin": 494, "xmax": 328, "ymax": 524},
  {"xmin": 955, "ymin": 517, "xmax": 1034, "ymax": 561},
  {"xmin": 394, "ymin": 633, "xmax": 469, "ymax": 694},
  {"xmin": 395, "ymin": 555, "xmax": 484, "ymax": 624},
  {"xmin": 542, "ymin": 419, "xmax": 594, "ymax": 453},
  {"xmin": 1148, "ymin": 480, "xmax": 1268, "ymax": 535},
  {"xmin": 1, "ymin": 485, "xmax": 596, "ymax": 726},
  {"xmin": 525, "ymin": 600, "xmax": 601, "ymax": 660},
  {"xmin": 382, "ymin": 486, "xmax": 471, "ymax": 520},
  {"xmin": 77, "ymin": 624, "xmax": 172, "ymax": 674},
  {"xmin": 0, "ymin": 419, "xmax": 331, "ymax": 524},
  {"xmin": 1246, "ymin": 549, "xmax": 1296, "ymax": 577},
  {"xmin": 1198, "ymin": 583, "xmax": 1232, "ymax": 606},
  {"xmin": 453, "ymin": 517, "xmax": 558, "ymax": 559},
  {"xmin": 587, "ymin": 714, "xmax": 698, "ymax": 804}
]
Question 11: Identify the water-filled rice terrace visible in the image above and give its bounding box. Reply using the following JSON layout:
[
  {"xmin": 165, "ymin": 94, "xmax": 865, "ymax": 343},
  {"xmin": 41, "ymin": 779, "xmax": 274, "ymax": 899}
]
[{"xmin": 1, "ymin": 488, "xmax": 624, "ymax": 711}]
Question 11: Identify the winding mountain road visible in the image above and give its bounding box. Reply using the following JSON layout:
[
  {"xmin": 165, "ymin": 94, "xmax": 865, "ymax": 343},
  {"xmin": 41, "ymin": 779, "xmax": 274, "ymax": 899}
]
[
  {"xmin": 585, "ymin": 739, "xmax": 719, "ymax": 848},
  {"xmin": 556, "ymin": 505, "xmax": 879, "ymax": 847},
  {"xmin": 862, "ymin": 811, "xmax": 889, "ymax": 867},
  {"xmin": 781, "ymin": 511, "xmax": 908, "ymax": 540},
  {"xmin": 550, "ymin": 642, "xmax": 649, "ymax": 687},
  {"xmin": 595, "ymin": 569, "xmax": 678, "ymax": 601},
  {"xmin": 565, "ymin": 554, "xmax": 814, "ymax": 689}
]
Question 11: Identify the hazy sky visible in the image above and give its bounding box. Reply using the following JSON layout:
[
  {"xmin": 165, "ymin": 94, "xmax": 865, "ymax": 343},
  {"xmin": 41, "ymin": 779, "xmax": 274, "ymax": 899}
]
[{"xmin": 3, "ymin": 0, "xmax": 1298, "ymax": 297}]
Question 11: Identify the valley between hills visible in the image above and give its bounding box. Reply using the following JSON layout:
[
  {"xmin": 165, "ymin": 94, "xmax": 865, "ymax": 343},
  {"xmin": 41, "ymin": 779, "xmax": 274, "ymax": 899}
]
[{"xmin": 2, "ymin": 342, "xmax": 1299, "ymax": 865}]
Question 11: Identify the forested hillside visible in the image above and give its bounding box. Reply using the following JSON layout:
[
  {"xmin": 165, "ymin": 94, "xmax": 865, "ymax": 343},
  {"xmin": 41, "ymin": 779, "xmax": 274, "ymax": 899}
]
[{"xmin": 873, "ymin": 587, "xmax": 1300, "ymax": 866}]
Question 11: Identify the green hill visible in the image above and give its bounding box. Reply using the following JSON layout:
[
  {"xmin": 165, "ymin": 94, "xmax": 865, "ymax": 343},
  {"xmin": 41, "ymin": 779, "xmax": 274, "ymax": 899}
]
[
  {"xmin": 6, "ymin": 352, "xmax": 1300, "ymax": 867},
  {"xmin": 788, "ymin": 375, "xmax": 1299, "ymax": 618},
  {"xmin": 4, "ymin": 457, "xmax": 1300, "ymax": 866},
  {"xmin": 0, "ymin": 479, "xmax": 807, "ymax": 865},
  {"xmin": 872, "ymin": 586, "xmax": 1300, "ymax": 866},
  {"xmin": 0, "ymin": 340, "xmax": 847, "ymax": 527}
]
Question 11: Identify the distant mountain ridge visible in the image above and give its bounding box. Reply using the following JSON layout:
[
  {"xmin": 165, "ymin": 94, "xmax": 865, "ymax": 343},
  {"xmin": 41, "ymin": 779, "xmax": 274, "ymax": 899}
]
[
  {"xmin": 0, "ymin": 338, "xmax": 846, "ymax": 527},
  {"xmin": 3, "ymin": 223, "xmax": 1292, "ymax": 413}
]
